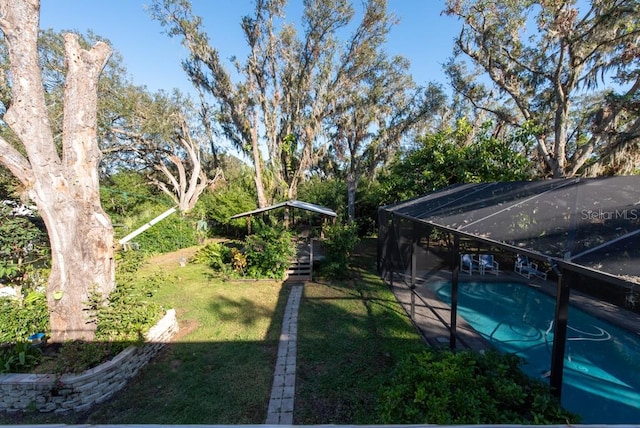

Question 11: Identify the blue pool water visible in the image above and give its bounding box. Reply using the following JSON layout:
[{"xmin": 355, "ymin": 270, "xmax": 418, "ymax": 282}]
[{"xmin": 433, "ymin": 281, "xmax": 640, "ymax": 424}]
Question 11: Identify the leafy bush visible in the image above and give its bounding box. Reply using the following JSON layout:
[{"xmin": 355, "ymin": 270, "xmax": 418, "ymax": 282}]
[
  {"xmin": 87, "ymin": 250, "xmax": 163, "ymax": 344},
  {"xmin": 113, "ymin": 249, "xmax": 147, "ymax": 277},
  {"xmin": 194, "ymin": 184, "xmax": 256, "ymax": 238},
  {"xmin": 0, "ymin": 202, "xmax": 50, "ymax": 290},
  {"xmin": 0, "ymin": 291, "xmax": 49, "ymax": 344},
  {"xmin": 378, "ymin": 349, "xmax": 580, "ymax": 424},
  {"xmin": 297, "ymin": 177, "xmax": 347, "ymax": 221},
  {"xmin": 0, "ymin": 341, "xmax": 42, "ymax": 374},
  {"xmin": 191, "ymin": 229, "xmax": 295, "ymax": 279},
  {"xmin": 191, "ymin": 241, "xmax": 233, "ymax": 271},
  {"xmin": 244, "ymin": 227, "xmax": 296, "ymax": 279},
  {"xmin": 131, "ymin": 213, "xmax": 198, "ymax": 254},
  {"xmin": 101, "ymin": 171, "xmax": 163, "ymax": 221},
  {"xmin": 318, "ymin": 223, "xmax": 360, "ymax": 279}
]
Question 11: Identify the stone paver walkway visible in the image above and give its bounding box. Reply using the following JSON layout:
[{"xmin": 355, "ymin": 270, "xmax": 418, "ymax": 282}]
[{"xmin": 265, "ymin": 284, "xmax": 303, "ymax": 425}]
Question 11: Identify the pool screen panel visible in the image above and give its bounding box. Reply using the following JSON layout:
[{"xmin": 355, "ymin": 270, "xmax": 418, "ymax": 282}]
[{"xmin": 379, "ymin": 176, "xmax": 640, "ymax": 282}]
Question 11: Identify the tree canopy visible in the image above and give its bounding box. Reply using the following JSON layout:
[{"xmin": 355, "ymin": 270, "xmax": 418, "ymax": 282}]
[
  {"xmin": 148, "ymin": 0, "xmax": 440, "ymax": 212},
  {"xmin": 445, "ymin": 0, "xmax": 640, "ymax": 178}
]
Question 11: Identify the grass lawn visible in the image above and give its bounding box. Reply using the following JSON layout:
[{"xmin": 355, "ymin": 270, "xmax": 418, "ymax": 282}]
[
  {"xmin": 295, "ymin": 239, "xmax": 427, "ymax": 424},
  {"xmin": 0, "ymin": 238, "xmax": 427, "ymax": 424}
]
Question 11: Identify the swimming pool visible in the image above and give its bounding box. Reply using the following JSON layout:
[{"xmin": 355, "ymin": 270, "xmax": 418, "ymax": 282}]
[{"xmin": 432, "ymin": 281, "xmax": 640, "ymax": 424}]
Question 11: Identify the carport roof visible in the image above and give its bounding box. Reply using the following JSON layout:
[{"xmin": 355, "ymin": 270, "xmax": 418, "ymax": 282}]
[
  {"xmin": 230, "ymin": 199, "xmax": 337, "ymax": 219},
  {"xmin": 381, "ymin": 177, "xmax": 640, "ymax": 283}
]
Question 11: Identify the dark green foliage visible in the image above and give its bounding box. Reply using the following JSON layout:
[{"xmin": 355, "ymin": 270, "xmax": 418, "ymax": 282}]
[
  {"xmin": 0, "ymin": 291, "xmax": 49, "ymax": 344},
  {"xmin": 0, "ymin": 341, "xmax": 43, "ymax": 374},
  {"xmin": 193, "ymin": 188, "xmax": 254, "ymax": 237},
  {"xmin": 380, "ymin": 120, "xmax": 533, "ymax": 204},
  {"xmin": 318, "ymin": 223, "xmax": 360, "ymax": 279},
  {"xmin": 87, "ymin": 250, "xmax": 163, "ymax": 344},
  {"xmin": 378, "ymin": 349, "xmax": 579, "ymax": 424},
  {"xmin": 243, "ymin": 227, "xmax": 296, "ymax": 279},
  {"xmin": 131, "ymin": 213, "xmax": 198, "ymax": 254},
  {"xmin": 297, "ymin": 177, "xmax": 347, "ymax": 220},
  {"xmin": 101, "ymin": 171, "xmax": 194, "ymax": 253},
  {"xmin": 352, "ymin": 178, "xmax": 386, "ymax": 236},
  {"xmin": 191, "ymin": 241, "xmax": 233, "ymax": 271},
  {"xmin": 101, "ymin": 171, "xmax": 160, "ymax": 221},
  {"xmin": 0, "ymin": 203, "xmax": 49, "ymax": 289},
  {"xmin": 192, "ymin": 156, "xmax": 257, "ymax": 238},
  {"xmin": 191, "ymin": 229, "xmax": 295, "ymax": 279},
  {"xmin": 0, "ymin": 292, "xmax": 47, "ymax": 374},
  {"xmin": 48, "ymin": 341, "xmax": 126, "ymax": 375}
]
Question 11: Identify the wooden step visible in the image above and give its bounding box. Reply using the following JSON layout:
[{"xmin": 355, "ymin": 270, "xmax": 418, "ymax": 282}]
[{"xmin": 287, "ymin": 260, "xmax": 312, "ymax": 281}]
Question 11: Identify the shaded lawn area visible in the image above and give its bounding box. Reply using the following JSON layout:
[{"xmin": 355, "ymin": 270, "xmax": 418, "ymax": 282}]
[
  {"xmin": 294, "ymin": 239, "xmax": 427, "ymax": 424},
  {"xmin": 0, "ymin": 238, "xmax": 427, "ymax": 424}
]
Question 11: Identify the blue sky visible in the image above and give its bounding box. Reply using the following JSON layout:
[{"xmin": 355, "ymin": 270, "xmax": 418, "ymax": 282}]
[{"xmin": 40, "ymin": 1, "xmax": 460, "ymax": 95}]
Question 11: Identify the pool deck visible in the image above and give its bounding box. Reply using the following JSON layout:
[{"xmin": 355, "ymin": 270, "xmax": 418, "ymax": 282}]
[{"xmin": 388, "ymin": 269, "xmax": 640, "ymax": 352}]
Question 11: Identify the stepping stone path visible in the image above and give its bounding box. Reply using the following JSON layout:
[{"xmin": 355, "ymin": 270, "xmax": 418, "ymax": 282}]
[{"xmin": 265, "ymin": 284, "xmax": 302, "ymax": 424}]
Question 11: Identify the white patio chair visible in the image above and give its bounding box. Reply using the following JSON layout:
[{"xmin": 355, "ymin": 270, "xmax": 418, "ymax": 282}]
[
  {"xmin": 460, "ymin": 253, "xmax": 480, "ymax": 275},
  {"xmin": 514, "ymin": 255, "xmax": 547, "ymax": 280},
  {"xmin": 479, "ymin": 254, "xmax": 499, "ymax": 275}
]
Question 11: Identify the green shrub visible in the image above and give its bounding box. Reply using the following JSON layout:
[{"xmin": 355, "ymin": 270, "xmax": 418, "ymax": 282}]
[
  {"xmin": 378, "ymin": 349, "xmax": 580, "ymax": 424},
  {"xmin": 0, "ymin": 341, "xmax": 42, "ymax": 373},
  {"xmin": 114, "ymin": 249, "xmax": 147, "ymax": 278},
  {"xmin": 0, "ymin": 203, "xmax": 50, "ymax": 290},
  {"xmin": 191, "ymin": 229, "xmax": 295, "ymax": 279},
  {"xmin": 126, "ymin": 212, "xmax": 197, "ymax": 254},
  {"xmin": 318, "ymin": 222, "xmax": 360, "ymax": 279},
  {"xmin": 297, "ymin": 177, "xmax": 347, "ymax": 221},
  {"xmin": 194, "ymin": 185, "xmax": 256, "ymax": 237},
  {"xmin": 191, "ymin": 241, "xmax": 233, "ymax": 270},
  {"xmin": 0, "ymin": 291, "xmax": 49, "ymax": 344},
  {"xmin": 88, "ymin": 278, "xmax": 163, "ymax": 344},
  {"xmin": 244, "ymin": 227, "xmax": 296, "ymax": 279},
  {"xmin": 86, "ymin": 250, "xmax": 163, "ymax": 344}
]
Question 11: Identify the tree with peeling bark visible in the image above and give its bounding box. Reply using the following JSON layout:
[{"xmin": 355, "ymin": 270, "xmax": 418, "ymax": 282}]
[
  {"xmin": 0, "ymin": 0, "xmax": 115, "ymax": 341},
  {"xmin": 148, "ymin": 0, "xmax": 271, "ymax": 208},
  {"xmin": 106, "ymin": 89, "xmax": 222, "ymax": 213},
  {"xmin": 445, "ymin": 0, "xmax": 640, "ymax": 178}
]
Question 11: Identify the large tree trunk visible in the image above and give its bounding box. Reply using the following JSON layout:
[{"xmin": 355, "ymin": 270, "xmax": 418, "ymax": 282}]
[
  {"xmin": 0, "ymin": 0, "xmax": 115, "ymax": 342},
  {"xmin": 346, "ymin": 172, "xmax": 358, "ymax": 223},
  {"xmin": 251, "ymin": 109, "xmax": 268, "ymax": 208},
  {"xmin": 42, "ymin": 195, "xmax": 114, "ymax": 341}
]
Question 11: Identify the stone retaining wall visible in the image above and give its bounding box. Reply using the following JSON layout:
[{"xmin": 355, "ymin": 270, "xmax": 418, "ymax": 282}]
[{"xmin": 0, "ymin": 309, "xmax": 178, "ymax": 414}]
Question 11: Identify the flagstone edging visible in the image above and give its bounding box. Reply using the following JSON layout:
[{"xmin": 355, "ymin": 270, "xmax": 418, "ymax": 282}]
[{"xmin": 0, "ymin": 309, "xmax": 178, "ymax": 415}]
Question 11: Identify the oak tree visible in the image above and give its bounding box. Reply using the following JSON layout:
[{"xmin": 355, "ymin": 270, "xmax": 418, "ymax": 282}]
[
  {"xmin": 106, "ymin": 89, "xmax": 222, "ymax": 212},
  {"xmin": 149, "ymin": 0, "xmax": 423, "ymax": 208},
  {"xmin": 445, "ymin": 0, "xmax": 640, "ymax": 177}
]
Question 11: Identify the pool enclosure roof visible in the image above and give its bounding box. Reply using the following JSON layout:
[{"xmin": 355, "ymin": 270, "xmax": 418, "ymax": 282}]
[
  {"xmin": 380, "ymin": 176, "xmax": 640, "ymax": 284},
  {"xmin": 230, "ymin": 199, "xmax": 337, "ymax": 219}
]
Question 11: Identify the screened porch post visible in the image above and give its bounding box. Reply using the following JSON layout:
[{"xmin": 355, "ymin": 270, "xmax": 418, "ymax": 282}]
[
  {"xmin": 410, "ymin": 222, "xmax": 417, "ymax": 318},
  {"xmin": 450, "ymin": 234, "xmax": 460, "ymax": 349},
  {"xmin": 550, "ymin": 268, "xmax": 569, "ymax": 399}
]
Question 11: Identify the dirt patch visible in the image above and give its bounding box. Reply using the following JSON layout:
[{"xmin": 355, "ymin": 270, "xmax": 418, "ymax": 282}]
[
  {"xmin": 148, "ymin": 246, "xmax": 201, "ymax": 268},
  {"xmin": 171, "ymin": 316, "xmax": 200, "ymax": 341}
]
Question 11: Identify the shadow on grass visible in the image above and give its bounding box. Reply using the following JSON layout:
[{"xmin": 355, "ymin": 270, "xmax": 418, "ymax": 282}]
[
  {"xmin": 0, "ymin": 239, "xmax": 426, "ymax": 425},
  {"xmin": 0, "ymin": 282, "xmax": 294, "ymax": 425}
]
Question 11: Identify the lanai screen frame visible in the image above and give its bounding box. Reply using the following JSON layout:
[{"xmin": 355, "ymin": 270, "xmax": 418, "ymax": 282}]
[{"xmin": 377, "ymin": 176, "xmax": 640, "ymax": 398}]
